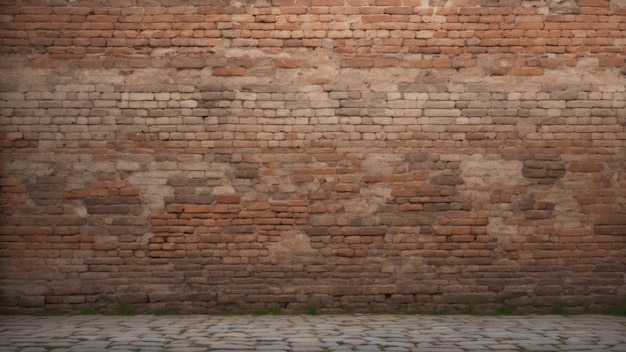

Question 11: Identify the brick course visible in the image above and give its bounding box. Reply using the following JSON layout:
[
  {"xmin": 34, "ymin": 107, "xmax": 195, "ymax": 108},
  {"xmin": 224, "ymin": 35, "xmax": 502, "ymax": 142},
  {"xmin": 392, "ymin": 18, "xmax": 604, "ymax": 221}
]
[{"xmin": 0, "ymin": 0, "xmax": 625, "ymax": 314}]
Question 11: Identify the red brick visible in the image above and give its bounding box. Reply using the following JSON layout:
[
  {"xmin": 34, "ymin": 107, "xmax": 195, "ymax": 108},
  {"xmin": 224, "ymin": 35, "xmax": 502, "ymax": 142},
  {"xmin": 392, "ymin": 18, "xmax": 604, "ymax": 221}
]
[
  {"xmin": 259, "ymin": 39, "xmax": 284, "ymax": 47},
  {"xmin": 227, "ymin": 58, "xmax": 253, "ymax": 67},
  {"xmin": 212, "ymin": 67, "xmax": 246, "ymax": 76},
  {"xmin": 31, "ymin": 58, "xmax": 59, "ymax": 68},
  {"xmin": 578, "ymin": 0, "xmax": 610, "ymax": 6},
  {"xmin": 274, "ymin": 58, "xmax": 301, "ymax": 68},
  {"xmin": 273, "ymin": 0, "xmax": 311, "ymax": 4},
  {"xmin": 362, "ymin": 15, "xmax": 392, "ymax": 22},
  {"xmin": 595, "ymin": 216, "xmax": 626, "ymax": 225},
  {"xmin": 215, "ymin": 194, "xmax": 241, "ymax": 204},
  {"xmin": 401, "ymin": 59, "xmax": 433, "ymax": 68},
  {"xmin": 399, "ymin": 204, "xmax": 424, "ymax": 211},
  {"xmin": 291, "ymin": 174, "xmax": 315, "ymax": 183},
  {"xmin": 174, "ymin": 14, "xmax": 204, "ymax": 22},
  {"xmin": 374, "ymin": 58, "xmax": 401, "ymax": 67},
  {"xmin": 569, "ymin": 163, "xmax": 604, "ymax": 172},
  {"xmin": 312, "ymin": 0, "xmax": 344, "ymax": 4},
  {"xmin": 184, "ymin": 205, "xmax": 211, "ymax": 213},
  {"xmin": 247, "ymin": 202, "xmax": 270, "ymax": 210},
  {"xmin": 119, "ymin": 188, "xmax": 141, "ymax": 196},
  {"xmin": 432, "ymin": 58, "xmax": 453, "ymax": 67},
  {"xmin": 384, "ymin": 7, "xmax": 414, "ymax": 15},
  {"xmin": 599, "ymin": 56, "xmax": 625, "ymax": 67},
  {"xmin": 63, "ymin": 190, "xmax": 88, "ymax": 199}
]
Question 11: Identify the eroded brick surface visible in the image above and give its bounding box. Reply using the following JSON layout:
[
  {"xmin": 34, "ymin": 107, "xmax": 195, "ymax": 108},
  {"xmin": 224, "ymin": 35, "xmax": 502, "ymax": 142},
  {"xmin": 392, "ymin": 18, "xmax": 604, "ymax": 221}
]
[{"xmin": 0, "ymin": 0, "xmax": 624, "ymax": 314}]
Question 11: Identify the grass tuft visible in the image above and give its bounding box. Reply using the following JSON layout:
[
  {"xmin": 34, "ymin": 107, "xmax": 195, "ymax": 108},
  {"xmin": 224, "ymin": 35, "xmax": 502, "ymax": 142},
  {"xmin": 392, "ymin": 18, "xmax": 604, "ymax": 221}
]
[
  {"xmin": 467, "ymin": 300, "xmax": 477, "ymax": 315},
  {"xmin": 117, "ymin": 301, "xmax": 135, "ymax": 316},
  {"xmin": 152, "ymin": 308, "xmax": 178, "ymax": 316},
  {"xmin": 494, "ymin": 304, "xmax": 516, "ymax": 315},
  {"xmin": 550, "ymin": 303, "xmax": 565, "ymax": 315},
  {"xmin": 304, "ymin": 303, "xmax": 318, "ymax": 315},
  {"xmin": 34, "ymin": 310, "xmax": 59, "ymax": 316},
  {"xmin": 406, "ymin": 306, "xmax": 422, "ymax": 315},
  {"xmin": 269, "ymin": 305, "xmax": 282, "ymax": 315},
  {"xmin": 79, "ymin": 307, "xmax": 96, "ymax": 315},
  {"xmin": 604, "ymin": 300, "xmax": 626, "ymax": 316}
]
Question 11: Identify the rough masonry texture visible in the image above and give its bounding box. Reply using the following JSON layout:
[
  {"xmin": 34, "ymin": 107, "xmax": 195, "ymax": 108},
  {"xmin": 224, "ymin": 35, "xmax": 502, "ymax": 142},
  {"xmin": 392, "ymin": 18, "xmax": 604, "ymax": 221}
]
[{"xmin": 0, "ymin": 0, "xmax": 625, "ymax": 314}]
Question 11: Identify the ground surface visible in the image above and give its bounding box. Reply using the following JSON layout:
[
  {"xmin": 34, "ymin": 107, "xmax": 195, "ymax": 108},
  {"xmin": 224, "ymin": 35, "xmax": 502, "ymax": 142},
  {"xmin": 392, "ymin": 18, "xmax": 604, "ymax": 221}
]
[{"xmin": 0, "ymin": 314, "xmax": 624, "ymax": 351}]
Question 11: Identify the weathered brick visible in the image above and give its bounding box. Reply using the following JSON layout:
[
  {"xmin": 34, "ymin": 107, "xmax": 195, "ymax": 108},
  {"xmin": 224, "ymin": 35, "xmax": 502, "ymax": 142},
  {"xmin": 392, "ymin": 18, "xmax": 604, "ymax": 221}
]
[
  {"xmin": 215, "ymin": 194, "xmax": 241, "ymax": 204},
  {"xmin": 171, "ymin": 57, "xmax": 206, "ymax": 68},
  {"xmin": 222, "ymin": 226, "xmax": 256, "ymax": 234},
  {"xmin": 578, "ymin": 0, "xmax": 610, "ymax": 6},
  {"xmin": 569, "ymin": 163, "xmax": 604, "ymax": 172},
  {"xmin": 213, "ymin": 67, "xmax": 246, "ymax": 76},
  {"xmin": 431, "ymin": 175, "xmax": 463, "ymax": 185},
  {"xmin": 273, "ymin": 58, "xmax": 301, "ymax": 68}
]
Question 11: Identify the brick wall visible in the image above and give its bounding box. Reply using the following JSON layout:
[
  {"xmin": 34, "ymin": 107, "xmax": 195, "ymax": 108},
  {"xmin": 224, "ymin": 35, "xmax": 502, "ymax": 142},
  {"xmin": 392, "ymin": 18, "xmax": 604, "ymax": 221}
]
[{"xmin": 0, "ymin": 0, "xmax": 625, "ymax": 313}]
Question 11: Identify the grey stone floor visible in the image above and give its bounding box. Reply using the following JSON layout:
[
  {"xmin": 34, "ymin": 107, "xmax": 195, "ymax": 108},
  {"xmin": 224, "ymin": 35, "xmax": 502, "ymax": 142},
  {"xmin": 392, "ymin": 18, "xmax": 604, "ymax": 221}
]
[{"xmin": 0, "ymin": 314, "xmax": 624, "ymax": 351}]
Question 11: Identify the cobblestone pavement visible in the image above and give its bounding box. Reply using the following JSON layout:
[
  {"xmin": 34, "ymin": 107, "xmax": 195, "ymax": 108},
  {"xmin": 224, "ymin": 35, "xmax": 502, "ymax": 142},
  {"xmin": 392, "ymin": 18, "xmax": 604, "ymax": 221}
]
[{"xmin": 0, "ymin": 314, "xmax": 624, "ymax": 352}]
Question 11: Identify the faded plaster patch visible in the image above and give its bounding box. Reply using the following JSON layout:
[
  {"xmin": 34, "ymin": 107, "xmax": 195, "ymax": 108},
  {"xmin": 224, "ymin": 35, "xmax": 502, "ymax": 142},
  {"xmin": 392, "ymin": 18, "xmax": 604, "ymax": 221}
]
[
  {"xmin": 538, "ymin": 189, "xmax": 583, "ymax": 229},
  {"xmin": 611, "ymin": 0, "xmax": 626, "ymax": 8},
  {"xmin": 461, "ymin": 154, "xmax": 527, "ymax": 242},
  {"xmin": 361, "ymin": 154, "xmax": 407, "ymax": 176},
  {"xmin": 546, "ymin": 0, "xmax": 580, "ymax": 14},
  {"xmin": 460, "ymin": 154, "xmax": 526, "ymax": 187},
  {"xmin": 265, "ymin": 230, "xmax": 318, "ymax": 264}
]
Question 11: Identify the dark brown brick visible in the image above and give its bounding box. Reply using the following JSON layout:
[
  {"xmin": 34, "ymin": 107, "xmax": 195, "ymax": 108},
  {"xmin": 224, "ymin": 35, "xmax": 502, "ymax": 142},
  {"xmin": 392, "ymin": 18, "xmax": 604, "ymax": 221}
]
[
  {"xmin": 431, "ymin": 175, "xmax": 464, "ymax": 186},
  {"xmin": 569, "ymin": 163, "xmax": 604, "ymax": 172},
  {"xmin": 222, "ymin": 226, "xmax": 256, "ymax": 234}
]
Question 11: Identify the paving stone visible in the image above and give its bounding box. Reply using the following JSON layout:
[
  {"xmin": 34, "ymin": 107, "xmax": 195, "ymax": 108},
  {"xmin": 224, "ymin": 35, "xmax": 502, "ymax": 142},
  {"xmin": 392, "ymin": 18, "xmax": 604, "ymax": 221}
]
[
  {"xmin": 18, "ymin": 348, "xmax": 46, "ymax": 352},
  {"xmin": 0, "ymin": 315, "xmax": 624, "ymax": 351}
]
